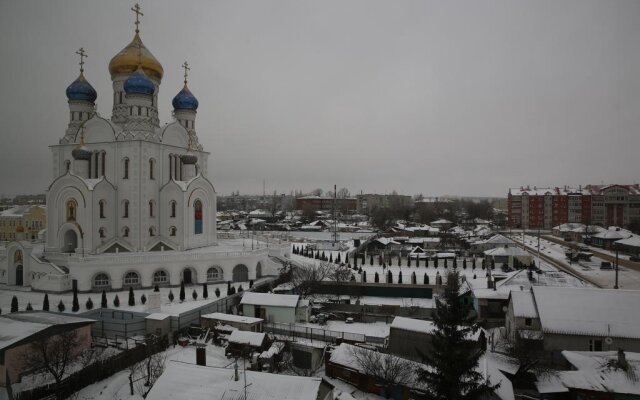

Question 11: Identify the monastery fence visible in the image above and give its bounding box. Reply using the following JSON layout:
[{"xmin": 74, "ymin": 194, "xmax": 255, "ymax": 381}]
[{"xmin": 264, "ymin": 321, "xmax": 386, "ymax": 346}]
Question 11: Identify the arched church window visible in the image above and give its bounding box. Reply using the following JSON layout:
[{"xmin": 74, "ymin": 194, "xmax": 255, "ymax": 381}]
[
  {"xmin": 153, "ymin": 270, "xmax": 168, "ymax": 284},
  {"xmin": 99, "ymin": 200, "xmax": 106, "ymax": 218},
  {"xmin": 93, "ymin": 273, "xmax": 110, "ymax": 288},
  {"xmin": 124, "ymin": 271, "xmax": 140, "ymax": 286},
  {"xmin": 66, "ymin": 199, "xmax": 77, "ymax": 221},
  {"xmin": 137, "ymin": 106, "xmax": 142, "ymax": 116},
  {"xmin": 207, "ymin": 267, "xmax": 220, "ymax": 282},
  {"xmin": 149, "ymin": 159, "xmax": 155, "ymax": 180},
  {"xmin": 14, "ymin": 250, "xmax": 23, "ymax": 263},
  {"xmin": 123, "ymin": 158, "xmax": 129, "ymax": 179},
  {"xmin": 101, "ymin": 151, "xmax": 106, "ymax": 177},
  {"xmin": 170, "ymin": 201, "xmax": 176, "ymax": 218},
  {"xmin": 149, "ymin": 200, "xmax": 155, "ymax": 217},
  {"xmin": 194, "ymin": 200, "xmax": 203, "ymax": 235},
  {"xmin": 123, "ymin": 226, "xmax": 129, "ymax": 238},
  {"xmin": 99, "ymin": 227, "xmax": 106, "ymax": 238},
  {"xmin": 170, "ymin": 226, "xmax": 177, "ymax": 236},
  {"xmin": 94, "ymin": 152, "xmax": 99, "ymax": 178},
  {"xmin": 123, "ymin": 200, "xmax": 129, "ymax": 218},
  {"xmin": 149, "ymin": 226, "xmax": 156, "ymax": 237}
]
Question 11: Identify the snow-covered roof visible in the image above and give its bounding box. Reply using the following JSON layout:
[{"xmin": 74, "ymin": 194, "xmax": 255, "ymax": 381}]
[
  {"xmin": 374, "ymin": 237, "xmax": 401, "ymax": 246},
  {"xmin": 0, "ymin": 312, "xmax": 95, "ymax": 351},
  {"xmin": 147, "ymin": 361, "xmax": 323, "ymax": 400},
  {"xmin": 615, "ymin": 234, "xmax": 640, "ymax": 248},
  {"xmin": 240, "ymin": 292, "xmax": 300, "ymax": 308},
  {"xmin": 146, "ymin": 313, "xmax": 171, "ymax": 321},
  {"xmin": 537, "ymin": 351, "xmax": 640, "ymax": 395},
  {"xmin": 484, "ymin": 247, "xmax": 530, "ymax": 257},
  {"xmin": 475, "ymin": 234, "xmax": 516, "ymax": 246},
  {"xmin": 259, "ymin": 342, "xmax": 285, "ymax": 359},
  {"xmin": 201, "ymin": 312, "xmax": 263, "ymax": 325},
  {"xmin": 431, "ymin": 218, "xmax": 452, "ymax": 225},
  {"xmin": 509, "ymin": 291, "xmax": 538, "ymax": 318},
  {"xmin": 592, "ymin": 229, "xmax": 631, "ymax": 240},
  {"xmin": 532, "ymin": 286, "xmax": 640, "ymax": 339},
  {"xmin": 228, "ymin": 330, "xmax": 266, "ymax": 347},
  {"xmin": 390, "ymin": 316, "xmax": 435, "ymax": 334}
]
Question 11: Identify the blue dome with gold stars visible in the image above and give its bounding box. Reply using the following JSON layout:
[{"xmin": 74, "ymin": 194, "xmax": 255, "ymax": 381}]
[
  {"xmin": 124, "ymin": 66, "xmax": 155, "ymax": 95},
  {"xmin": 172, "ymin": 84, "xmax": 199, "ymax": 110},
  {"xmin": 66, "ymin": 74, "xmax": 97, "ymax": 103}
]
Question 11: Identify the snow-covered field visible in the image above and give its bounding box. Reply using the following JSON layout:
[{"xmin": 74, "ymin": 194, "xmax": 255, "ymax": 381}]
[
  {"xmin": 0, "ymin": 280, "xmax": 254, "ymax": 316},
  {"xmin": 520, "ymin": 235, "xmax": 640, "ymax": 289}
]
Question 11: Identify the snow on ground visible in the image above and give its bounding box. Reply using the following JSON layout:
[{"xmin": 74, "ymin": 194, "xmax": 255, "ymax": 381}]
[
  {"xmin": 296, "ymin": 320, "xmax": 391, "ymax": 338},
  {"xmin": 0, "ymin": 280, "xmax": 255, "ymax": 316},
  {"xmin": 520, "ymin": 235, "xmax": 640, "ymax": 289}
]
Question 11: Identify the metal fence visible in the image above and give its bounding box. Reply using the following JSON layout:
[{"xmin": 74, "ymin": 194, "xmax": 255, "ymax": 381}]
[
  {"xmin": 264, "ymin": 321, "xmax": 386, "ymax": 345},
  {"xmin": 82, "ymin": 309, "xmax": 148, "ymax": 339}
]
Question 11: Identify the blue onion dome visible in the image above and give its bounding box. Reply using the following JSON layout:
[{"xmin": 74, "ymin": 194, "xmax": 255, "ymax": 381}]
[
  {"xmin": 66, "ymin": 73, "xmax": 97, "ymax": 103},
  {"xmin": 72, "ymin": 145, "xmax": 92, "ymax": 160},
  {"xmin": 180, "ymin": 153, "xmax": 198, "ymax": 165},
  {"xmin": 123, "ymin": 66, "xmax": 155, "ymax": 95},
  {"xmin": 172, "ymin": 84, "xmax": 199, "ymax": 110}
]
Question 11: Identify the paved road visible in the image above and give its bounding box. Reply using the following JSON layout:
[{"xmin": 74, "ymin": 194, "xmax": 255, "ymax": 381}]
[{"xmin": 541, "ymin": 235, "xmax": 640, "ymax": 272}]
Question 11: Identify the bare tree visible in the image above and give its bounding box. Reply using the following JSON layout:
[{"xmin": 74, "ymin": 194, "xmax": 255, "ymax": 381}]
[
  {"xmin": 499, "ymin": 328, "xmax": 550, "ymax": 383},
  {"xmin": 290, "ymin": 261, "xmax": 333, "ymax": 298},
  {"xmin": 336, "ymin": 187, "xmax": 350, "ymax": 199},
  {"xmin": 349, "ymin": 345, "xmax": 415, "ymax": 398},
  {"xmin": 19, "ymin": 329, "xmax": 84, "ymax": 399},
  {"xmin": 128, "ymin": 338, "xmax": 167, "ymax": 397}
]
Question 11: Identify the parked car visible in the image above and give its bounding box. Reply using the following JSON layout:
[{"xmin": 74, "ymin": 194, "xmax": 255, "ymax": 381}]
[{"xmin": 600, "ymin": 261, "xmax": 613, "ymax": 270}]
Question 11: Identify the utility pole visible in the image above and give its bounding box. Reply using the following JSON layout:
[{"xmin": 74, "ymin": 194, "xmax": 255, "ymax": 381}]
[{"xmin": 614, "ymin": 245, "xmax": 619, "ymax": 289}]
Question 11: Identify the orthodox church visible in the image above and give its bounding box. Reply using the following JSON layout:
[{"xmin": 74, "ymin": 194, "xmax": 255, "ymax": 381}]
[{"xmin": 1, "ymin": 5, "xmax": 278, "ymax": 292}]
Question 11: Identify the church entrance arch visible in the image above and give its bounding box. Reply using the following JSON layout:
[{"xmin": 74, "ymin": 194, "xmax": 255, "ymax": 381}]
[
  {"xmin": 182, "ymin": 267, "xmax": 196, "ymax": 285},
  {"xmin": 63, "ymin": 229, "xmax": 78, "ymax": 253},
  {"xmin": 15, "ymin": 265, "xmax": 23, "ymax": 286},
  {"xmin": 232, "ymin": 264, "xmax": 248, "ymax": 282}
]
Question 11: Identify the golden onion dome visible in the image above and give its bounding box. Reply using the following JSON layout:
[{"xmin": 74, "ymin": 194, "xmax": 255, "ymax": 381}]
[{"xmin": 109, "ymin": 33, "xmax": 164, "ymax": 81}]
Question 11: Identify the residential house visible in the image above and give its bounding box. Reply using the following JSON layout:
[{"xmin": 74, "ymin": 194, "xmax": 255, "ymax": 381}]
[
  {"xmin": 201, "ymin": 312, "xmax": 263, "ymax": 332},
  {"xmin": 240, "ymin": 292, "xmax": 309, "ymax": 323}
]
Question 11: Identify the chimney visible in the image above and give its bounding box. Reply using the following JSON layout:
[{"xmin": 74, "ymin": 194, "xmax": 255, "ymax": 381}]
[
  {"xmin": 618, "ymin": 349, "xmax": 627, "ymax": 369},
  {"xmin": 196, "ymin": 346, "xmax": 206, "ymax": 366}
]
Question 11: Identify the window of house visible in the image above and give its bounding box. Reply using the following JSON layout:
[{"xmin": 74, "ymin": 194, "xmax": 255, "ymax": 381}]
[
  {"xmin": 149, "ymin": 227, "xmax": 155, "ymax": 237},
  {"xmin": 99, "ymin": 200, "xmax": 106, "ymax": 218},
  {"xmin": 149, "ymin": 200, "xmax": 154, "ymax": 217},
  {"xmin": 123, "ymin": 158, "xmax": 129, "ymax": 179},
  {"xmin": 123, "ymin": 227, "xmax": 129, "ymax": 237},
  {"xmin": 525, "ymin": 318, "xmax": 532, "ymax": 327},
  {"xmin": 589, "ymin": 339, "xmax": 603, "ymax": 351},
  {"xmin": 170, "ymin": 226, "xmax": 177, "ymax": 236},
  {"xmin": 170, "ymin": 201, "xmax": 176, "ymax": 218},
  {"xmin": 123, "ymin": 200, "xmax": 129, "ymax": 218},
  {"xmin": 99, "ymin": 227, "xmax": 106, "ymax": 238},
  {"xmin": 207, "ymin": 267, "xmax": 220, "ymax": 282},
  {"xmin": 149, "ymin": 159, "xmax": 155, "ymax": 180}
]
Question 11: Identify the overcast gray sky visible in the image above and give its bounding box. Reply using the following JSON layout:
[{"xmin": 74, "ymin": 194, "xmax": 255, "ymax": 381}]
[{"xmin": 1, "ymin": 0, "xmax": 639, "ymax": 197}]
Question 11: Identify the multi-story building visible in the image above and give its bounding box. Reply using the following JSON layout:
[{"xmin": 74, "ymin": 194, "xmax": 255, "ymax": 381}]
[
  {"xmin": 295, "ymin": 196, "xmax": 357, "ymax": 213},
  {"xmin": 0, "ymin": 205, "xmax": 46, "ymax": 241},
  {"xmin": 355, "ymin": 193, "xmax": 413, "ymax": 215},
  {"xmin": 508, "ymin": 184, "xmax": 640, "ymax": 229}
]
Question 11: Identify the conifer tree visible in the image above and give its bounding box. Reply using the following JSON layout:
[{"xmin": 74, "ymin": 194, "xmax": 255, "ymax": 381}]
[
  {"xmin": 215, "ymin": 287, "xmax": 221, "ymax": 298},
  {"xmin": 374, "ymin": 271, "xmax": 380, "ymax": 283},
  {"xmin": 412, "ymin": 271, "xmax": 416, "ymax": 284},
  {"xmin": 398, "ymin": 270, "xmax": 403, "ymax": 284},
  {"xmin": 128, "ymin": 286, "xmax": 135, "ymax": 306},
  {"xmin": 141, "ymin": 294, "xmax": 147, "ymax": 304},
  {"xmin": 192, "ymin": 289, "xmax": 198, "ymax": 300},
  {"xmin": 101, "ymin": 290, "xmax": 107, "ymax": 308},
  {"xmin": 43, "ymin": 293, "xmax": 50, "ymax": 311},
  {"xmin": 86, "ymin": 297, "xmax": 93, "ymax": 310},
  {"xmin": 387, "ymin": 270, "xmax": 393, "ymax": 283},
  {"xmin": 11, "ymin": 296, "xmax": 18, "ymax": 313},
  {"xmin": 238, "ymin": 285, "xmax": 244, "ymax": 292},
  {"xmin": 57, "ymin": 299, "xmax": 65, "ymax": 312},
  {"xmin": 113, "ymin": 295, "xmax": 120, "ymax": 307},
  {"xmin": 418, "ymin": 271, "xmax": 498, "ymax": 399},
  {"xmin": 26, "ymin": 302, "xmax": 33, "ymax": 311},
  {"xmin": 168, "ymin": 290, "xmax": 174, "ymax": 302},
  {"xmin": 154, "ymin": 284, "xmax": 160, "ymax": 292},
  {"xmin": 424, "ymin": 273, "xmax": 429, "ymax": 284},
  {"xmin": 203, "ymin": 283, "xmax": 209, "ymax": 299},
  {"xmin": 329, "ymin": 253, "xmax": 333, "ymax": 263},
  {"xmin": 362, "ymin": 270, "xmax": 367, "ymax": 282},
  {"xmin": 72, "ymin": 286, "xmax": 80, "ymax": 312},
  {"xmin": 180, "ymin": 280, "xmax": 186, "ymax": 301}
]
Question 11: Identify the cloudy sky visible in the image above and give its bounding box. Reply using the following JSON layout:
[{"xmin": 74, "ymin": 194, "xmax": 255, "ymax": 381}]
[{"xmin": 1, "ymin": 0, "xmax": 639, "ymax": 197}]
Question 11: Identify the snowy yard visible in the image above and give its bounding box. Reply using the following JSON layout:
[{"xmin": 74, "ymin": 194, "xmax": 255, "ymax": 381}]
[{"xmin": 0, "ymin": 280, "xmax": 255, "ymax": 316}]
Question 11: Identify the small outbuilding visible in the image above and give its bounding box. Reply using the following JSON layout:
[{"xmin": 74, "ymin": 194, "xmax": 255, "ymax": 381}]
[
  {"xmin": 240, "ymin": 292, "xmax": 308, "ymax": 323},
  {"xmin": 225, "ymin": 330, "xmax": 269, "ymax": 358},
  {"xmin": 201, "ymin": 312, "xmax": 263, "ymax": 332}
]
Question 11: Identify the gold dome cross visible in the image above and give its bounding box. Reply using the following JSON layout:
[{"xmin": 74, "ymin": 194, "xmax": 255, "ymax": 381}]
[
  {"xmin": 131, "ymin": 3, "xmax": 143, "ymax": 33},
  {"xmin": 76, "ymin": 47, "xmax": 87, "ymax": 74}
]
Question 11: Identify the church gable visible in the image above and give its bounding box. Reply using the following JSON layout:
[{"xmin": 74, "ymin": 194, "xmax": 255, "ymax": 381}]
[
  {"xmin": 76, "ymin": 115, "xmax": 119, "ymax": 143},
  {"xmin": 149, "ymin": 241, "xmax": 176, "ymax": 252},
  {"xmin": 161, "ymin": 122, "xmax": 189, "ymax": 148}
]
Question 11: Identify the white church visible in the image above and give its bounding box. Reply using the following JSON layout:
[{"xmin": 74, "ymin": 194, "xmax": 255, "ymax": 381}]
[{"xmin": 1, "ymin": 6, "xmax": 281, "ymax": 292}]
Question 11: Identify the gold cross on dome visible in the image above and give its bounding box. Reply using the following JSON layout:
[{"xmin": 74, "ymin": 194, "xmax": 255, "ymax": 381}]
[
  {"xmin": 76, "ymin": 48, "xmax": 87, "ymax": 73},
  {"xmin": 182, "ymin": 61, "xmax": 190, "ymax": 84},
  {"xmin": 131, "ymin": 3, "xmax": 143, "ymax": 33}
]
